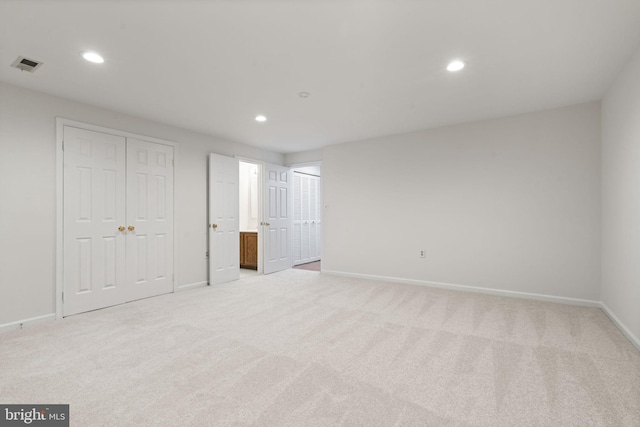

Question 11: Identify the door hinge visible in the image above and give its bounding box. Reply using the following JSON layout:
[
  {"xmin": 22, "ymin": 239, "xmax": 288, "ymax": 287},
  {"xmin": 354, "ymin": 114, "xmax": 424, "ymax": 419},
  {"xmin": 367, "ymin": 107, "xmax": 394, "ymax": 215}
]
[
  {"xmin": 62, "ymin": 292, "xmax": 64, "ymax": 302},
  {"xmin": 61, "ymin": 140, "xmax": 64, "ymax": 151}
]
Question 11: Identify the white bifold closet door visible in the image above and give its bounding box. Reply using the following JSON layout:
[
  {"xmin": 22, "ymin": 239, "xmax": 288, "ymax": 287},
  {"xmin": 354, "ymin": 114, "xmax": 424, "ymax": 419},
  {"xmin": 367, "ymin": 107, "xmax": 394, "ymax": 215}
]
[
  {"xmin": 293, "ymin": 172, "xmax": 321, "ymax": 265},
  {"xmin": 63, "ymin": 126, "xmax": 174, "ymax": 316}
]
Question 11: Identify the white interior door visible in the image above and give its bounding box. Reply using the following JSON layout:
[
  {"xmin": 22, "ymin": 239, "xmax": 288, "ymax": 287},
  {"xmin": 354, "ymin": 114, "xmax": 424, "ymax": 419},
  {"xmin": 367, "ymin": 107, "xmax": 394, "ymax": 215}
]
[
  {"xmin": 209, "ymin": 153, "xmax": 240, "ymax": 285},
  {"xmin": 263, "ymin": 163, "xmax": 293, "ymax": 274},
  {"xmin": 125, "ymin": 138, "xmax": 174, "ymax": 301},
  {"xmin": 63, "ymin": 126, "xmax": 127, "ymax": 316}
]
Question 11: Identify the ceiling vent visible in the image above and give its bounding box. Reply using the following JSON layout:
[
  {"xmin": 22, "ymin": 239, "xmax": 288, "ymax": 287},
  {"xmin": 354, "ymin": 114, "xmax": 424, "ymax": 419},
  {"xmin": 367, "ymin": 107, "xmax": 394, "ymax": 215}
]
[{"xmin": 11, "ymin": 56, "xmax": 43, "ymax": 73}]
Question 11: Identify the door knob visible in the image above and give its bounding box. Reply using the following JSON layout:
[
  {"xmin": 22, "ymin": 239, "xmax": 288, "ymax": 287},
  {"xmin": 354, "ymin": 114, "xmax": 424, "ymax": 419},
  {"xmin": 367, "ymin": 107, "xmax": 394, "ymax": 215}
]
[
  {"xmin": 118, "ymin": 226, "xmax": 125, "ymax": 232},
  {"xmin": 211, "ymin": 224, "xmax": 218, "ymax": 229},
  {"xmin": 128, "ymin": 225, "xmax": 135, "ymax": 231},
  {"xmin": 265, "ymin": 222, "xmax": 270, "ymax": 226}
]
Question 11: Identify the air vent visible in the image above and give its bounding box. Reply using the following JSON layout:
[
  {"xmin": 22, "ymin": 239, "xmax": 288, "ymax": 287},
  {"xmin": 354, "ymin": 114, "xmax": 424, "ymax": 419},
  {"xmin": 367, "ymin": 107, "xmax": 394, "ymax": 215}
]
[{"xmin": 11, "ymin": 56, "xmax": 43, "ymax": 73}]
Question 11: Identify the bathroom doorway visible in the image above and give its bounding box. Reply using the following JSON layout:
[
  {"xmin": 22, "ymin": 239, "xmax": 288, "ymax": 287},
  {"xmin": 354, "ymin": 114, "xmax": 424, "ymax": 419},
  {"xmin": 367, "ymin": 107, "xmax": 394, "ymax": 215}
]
[{"xmin": 239, "ymin": 160, "xmax": 262, "ymax": 276}]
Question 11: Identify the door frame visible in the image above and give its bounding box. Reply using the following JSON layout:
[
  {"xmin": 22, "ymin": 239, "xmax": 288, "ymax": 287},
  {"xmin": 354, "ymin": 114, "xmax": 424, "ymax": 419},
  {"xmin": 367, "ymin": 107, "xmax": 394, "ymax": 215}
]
[
  {"xmin": 290, "ymin": 161, "xmax": 323, "ymax": 266},
  {"xmin": 208, "ymin": 156, "xmax": 295, "ymax": 277},
  {"xmin": 55, "ymin": 118, "xmax": 179, "ymax": 320},
  {"xmin": 236, "ymin": 157, "xmax": 264, "ymax": 274}
]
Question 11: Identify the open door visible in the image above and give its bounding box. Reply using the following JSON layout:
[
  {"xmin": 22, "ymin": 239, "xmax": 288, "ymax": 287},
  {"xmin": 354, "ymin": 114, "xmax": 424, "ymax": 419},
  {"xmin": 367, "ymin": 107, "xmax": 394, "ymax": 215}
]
[
  {"xmin": 209, "ymin": 153, "xmax": 240, "ymax": 285},
  {"xmin": 263, "ymin": 163, "xmax": 293, "ymax": 274}
]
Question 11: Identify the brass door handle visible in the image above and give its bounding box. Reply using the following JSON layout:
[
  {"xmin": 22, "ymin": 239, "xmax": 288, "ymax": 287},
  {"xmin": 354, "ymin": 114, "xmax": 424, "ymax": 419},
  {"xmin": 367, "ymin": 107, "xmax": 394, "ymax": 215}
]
[
  {"xmin": 128, "ymin": 225, "xmax": 135, "ymax": 231},
  {"xmin": 265, "ymin": 222, "xmax": 270, "ymax": 226},
  {"xmin": 211, "ymin": 224, "xmax": 218, "ymax": 229},
  {"xmin": 118, "ymin": 226, "xmax": 125, "ymax": 232}
]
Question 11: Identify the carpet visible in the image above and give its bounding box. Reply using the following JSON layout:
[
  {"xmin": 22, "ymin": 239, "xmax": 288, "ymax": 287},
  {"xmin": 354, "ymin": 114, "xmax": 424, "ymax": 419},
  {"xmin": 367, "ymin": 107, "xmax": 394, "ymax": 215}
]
[{"xmin": 1, "ymin": 269, "xmax": 638, "ymax": 426}]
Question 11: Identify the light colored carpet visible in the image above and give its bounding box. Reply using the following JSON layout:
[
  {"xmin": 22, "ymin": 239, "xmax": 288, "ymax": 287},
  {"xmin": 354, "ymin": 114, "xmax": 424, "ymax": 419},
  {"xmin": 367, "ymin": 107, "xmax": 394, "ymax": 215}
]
[{"xmin": 1, "ymin": 270, "xmax": 639, "ymax": 426}]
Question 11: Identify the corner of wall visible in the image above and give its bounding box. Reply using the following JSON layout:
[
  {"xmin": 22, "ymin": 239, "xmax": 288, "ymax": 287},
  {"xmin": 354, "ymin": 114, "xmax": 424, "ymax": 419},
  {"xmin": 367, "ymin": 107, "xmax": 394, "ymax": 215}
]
[
  {"xmin": 600, "ymin": 302, "xmax": 640, "ymax": 351},
  {"xmin": 284, "ymin": 149, "xmax": 323, "ymax": 166}
]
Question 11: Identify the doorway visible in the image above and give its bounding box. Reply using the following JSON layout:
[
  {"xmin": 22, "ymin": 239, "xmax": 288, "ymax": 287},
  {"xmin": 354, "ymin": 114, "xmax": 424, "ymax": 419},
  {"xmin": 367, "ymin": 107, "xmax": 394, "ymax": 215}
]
[
  {"xmin": 291, "ymin": 163, "xmax": 322, "ymax": 268},
  {"xmin": 208, "ymin": 155, "xmax": 294, "ymax": 285},
  {"xmin": 239, "ymin": 160, "xmax": 262, "ymax": 275}
]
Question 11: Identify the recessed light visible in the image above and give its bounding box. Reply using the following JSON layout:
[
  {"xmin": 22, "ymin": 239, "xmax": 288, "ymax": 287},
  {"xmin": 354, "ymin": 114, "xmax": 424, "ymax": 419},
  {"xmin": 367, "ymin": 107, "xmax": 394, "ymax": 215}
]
[
  {"xmin": 82, "ymin": 52, "xmax": 104, "ymax": 64},
  {"xmin": 298, "ymin": 92, "xmax": 310, "ymax": 98},
  {"xmin": 447, "ymin": 60, "xmax": 465, "ymax": 72},
  {"xmin": 255, "ymin": 115, "xmax": 267, "ymax": 122}
]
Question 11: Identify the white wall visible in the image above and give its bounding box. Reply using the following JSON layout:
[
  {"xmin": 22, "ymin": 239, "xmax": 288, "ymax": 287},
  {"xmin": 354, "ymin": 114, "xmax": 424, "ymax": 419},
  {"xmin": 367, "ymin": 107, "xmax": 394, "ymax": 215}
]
[
  {"xmin": 323, "ymin": 102, "xmax": 601, "ymax": 302},
  {"xmin": 239, "ymin": 161, "xmax": 259, "ymax": 231},
  {"xmin": 284, "ymin": 149, "xmax": 322, "ymax": 166},
  {"xmin": 0, "ymin": 82, "xmax": 283, "ymax": 327},
  {"xmin": 601, "ymin": 45, "xmax": 640, "ymax": 344}
]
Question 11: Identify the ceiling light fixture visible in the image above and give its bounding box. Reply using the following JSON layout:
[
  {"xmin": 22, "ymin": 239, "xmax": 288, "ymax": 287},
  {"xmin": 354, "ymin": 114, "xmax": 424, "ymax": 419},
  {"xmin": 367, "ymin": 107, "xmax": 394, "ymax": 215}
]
[
  {"xmin": 82, "ymin": 52, "xmax": 104, "ymax": 64},
  {"xmin": 298, "ymin": 92, "xmax": 310, "ymax": 98},
  {"xmin": 255, "ymin": 115, "xmax": 267, "ymax": 122},
  {"xmin": 447, "ymin": 60, "xmax": 465, "ymax": 72}
]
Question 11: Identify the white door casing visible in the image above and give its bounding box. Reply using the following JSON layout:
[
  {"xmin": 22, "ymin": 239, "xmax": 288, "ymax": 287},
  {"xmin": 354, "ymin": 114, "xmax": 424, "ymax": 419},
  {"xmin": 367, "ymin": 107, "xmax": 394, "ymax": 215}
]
[
  {"xmin": 209, "ymin": 153, "xmax": 240, "ymax": 285},
  {"xmin": 263, "ymin": 163, "xmax": 293, "ymax": 274},
  {"xmin": 126, "ymin": 138, "xmax": 175, "ymax": 301},
  {"xmin": 62, "ymin": 125, "xmax": 175, "ymax": 316}
]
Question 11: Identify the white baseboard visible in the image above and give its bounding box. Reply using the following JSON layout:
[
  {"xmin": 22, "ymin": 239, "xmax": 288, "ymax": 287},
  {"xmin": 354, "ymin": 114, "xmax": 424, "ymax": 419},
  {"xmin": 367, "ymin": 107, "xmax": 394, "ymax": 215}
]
[
  {"xmin": 175, "ymin": 281, "xmax": 208, "ymax": 292},
  {"xmin": 1, "ymin": 282, "xmax": 209, "ymax": 334},
  {"xmin": 0, "ymin": 313, "xmax": 56, "ymax": 334},
  {"xmin": 599, "ymin": 302, "xmax": 640, "ymax": 352},
  {"xmin": 321, "ymin": 270, "xmax": 601, "ymax": 307}
]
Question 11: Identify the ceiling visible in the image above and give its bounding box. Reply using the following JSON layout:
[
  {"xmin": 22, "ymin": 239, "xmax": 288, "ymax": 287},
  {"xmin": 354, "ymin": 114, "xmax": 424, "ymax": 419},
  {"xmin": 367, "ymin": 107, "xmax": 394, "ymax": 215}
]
[{"xmin": 2, "ymin": 1, "xmax": 640, "ymax": 154}]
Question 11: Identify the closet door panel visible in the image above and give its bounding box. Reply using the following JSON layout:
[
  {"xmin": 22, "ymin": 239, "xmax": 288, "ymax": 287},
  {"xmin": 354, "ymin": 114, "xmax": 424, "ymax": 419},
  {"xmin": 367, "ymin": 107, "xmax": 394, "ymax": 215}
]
[
  {"xmin": 63, "ymin": 126, "xmax": 127, "ymax": 316},
  {"xmin": 126, "ymin": 138, "xmax": 174, "ymax": 300}
]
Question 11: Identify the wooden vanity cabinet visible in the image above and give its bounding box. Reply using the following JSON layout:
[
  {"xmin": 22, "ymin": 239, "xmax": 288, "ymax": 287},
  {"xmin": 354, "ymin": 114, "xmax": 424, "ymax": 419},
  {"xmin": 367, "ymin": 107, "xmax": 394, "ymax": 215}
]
[{"xmin": 240, "ymin": 231, "xmax": 258, "ymax": 269}]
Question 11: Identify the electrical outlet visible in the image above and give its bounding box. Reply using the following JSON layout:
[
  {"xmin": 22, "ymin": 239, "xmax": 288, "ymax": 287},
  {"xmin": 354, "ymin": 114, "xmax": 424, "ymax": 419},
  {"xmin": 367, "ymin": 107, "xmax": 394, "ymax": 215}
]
[{"xmin": 420, "ymin": 250, "xmax": 425, "ymax": 258}]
